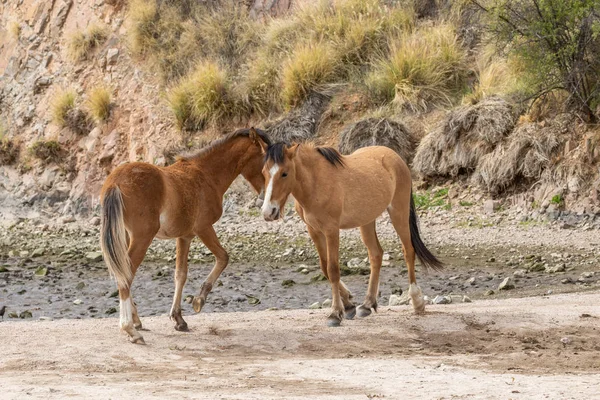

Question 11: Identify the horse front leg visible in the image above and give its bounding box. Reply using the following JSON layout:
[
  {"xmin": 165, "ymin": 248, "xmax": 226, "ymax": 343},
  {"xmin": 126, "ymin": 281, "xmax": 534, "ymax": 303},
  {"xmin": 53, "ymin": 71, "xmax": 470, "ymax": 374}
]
[
  {"xmin": 192, "ymin": 226, "xmax": 229, "ymax": 313},
  {"xmin": 170, "ymin": 237, "xmax": 192, "ymax": 331},
  {"xmin": 325, "ymin": 230, "xmax": 345, "ymax": 327}
]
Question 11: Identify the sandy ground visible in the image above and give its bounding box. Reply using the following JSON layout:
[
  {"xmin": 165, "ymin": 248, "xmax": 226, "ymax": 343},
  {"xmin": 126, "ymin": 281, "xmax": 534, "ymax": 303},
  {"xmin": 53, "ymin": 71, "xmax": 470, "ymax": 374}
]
[{"xmin": 1, "ymin": 291, "xmax": 599, "ymax": 399}]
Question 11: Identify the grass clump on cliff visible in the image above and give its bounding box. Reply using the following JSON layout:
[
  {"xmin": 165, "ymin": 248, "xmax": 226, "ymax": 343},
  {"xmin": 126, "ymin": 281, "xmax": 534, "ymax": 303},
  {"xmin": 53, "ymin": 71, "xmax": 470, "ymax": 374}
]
[
  {"xmin": 86, "ymin": 86, "xmax": 112, "ymax": 122},
  {"xmin": 67, "ymin": 24, "xmax": 108, "ymax": 61},
  {"xmin": 51, "ymin": 89, "xmax": 77, "ymax": 127},
  {"xmin": 29, "ymin": 140, "xmax": 62, "ymax": 165}
]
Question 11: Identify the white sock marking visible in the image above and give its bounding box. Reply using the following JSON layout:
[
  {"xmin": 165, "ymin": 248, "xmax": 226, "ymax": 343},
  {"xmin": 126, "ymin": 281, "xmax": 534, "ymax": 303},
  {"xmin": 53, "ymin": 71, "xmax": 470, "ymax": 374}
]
[{"xmin": 120, "ymin": 297, "xmax": 133, "ymax": 329}]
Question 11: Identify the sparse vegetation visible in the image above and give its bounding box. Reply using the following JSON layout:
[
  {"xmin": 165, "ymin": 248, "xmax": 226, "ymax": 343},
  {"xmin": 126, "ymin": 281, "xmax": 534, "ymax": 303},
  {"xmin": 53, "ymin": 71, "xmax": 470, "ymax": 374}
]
[
  {"xmin": 86, "ymin": 86, "xmax": 112, "ymax": 122},
  {"xmin": 413, "ymin": 188, "xmax": 449, "ymax": 210},
  {"xmin": 0, "ymin": 129, "xmax": 20, "ymax": 166},
  {"xmin": 8, "ymin": 20, "xmax": 21, "ymax": 40},
  {"xmin": 29, "ymin": 140, "xmax": 62, "ymax": 165},
  {"xmin": 67, "ymin": 24, "xmax": 108, "ymax": 61},
  {"xmin": 367, "ymin": 23, "xmax": 467, "ymax": 111},
  {"xmin": 51, "ymin": 89, "xmax": 77, "ymax": 127},
  {"xmin": 551, "ymin": 194, "xmax": 563, "ymax": 205},
  {"xmin": 167, "ymin": 61, "xmax": 238, "ymax": 130}
]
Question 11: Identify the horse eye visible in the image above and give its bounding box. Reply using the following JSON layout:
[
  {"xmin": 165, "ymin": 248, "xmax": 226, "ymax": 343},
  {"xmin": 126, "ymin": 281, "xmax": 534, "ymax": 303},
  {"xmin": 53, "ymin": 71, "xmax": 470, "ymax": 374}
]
[{"xmin": 282, "ymin": 172, "xmax": 288, "ymax": 178}]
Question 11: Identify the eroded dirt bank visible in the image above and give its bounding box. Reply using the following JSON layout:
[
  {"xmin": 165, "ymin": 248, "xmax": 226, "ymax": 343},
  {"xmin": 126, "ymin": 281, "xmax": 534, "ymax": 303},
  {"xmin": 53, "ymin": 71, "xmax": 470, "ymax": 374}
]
[{"xmin": 1, "ymin": 291, "xmax": 599, "ymax": 399}]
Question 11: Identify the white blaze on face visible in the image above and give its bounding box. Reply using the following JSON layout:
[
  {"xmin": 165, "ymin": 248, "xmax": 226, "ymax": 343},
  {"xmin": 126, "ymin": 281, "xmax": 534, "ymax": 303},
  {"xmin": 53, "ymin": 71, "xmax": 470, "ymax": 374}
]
[
  {"xmin": 261, "ymin": 164, "xmax": 280, "ymax": 218},
  {"xmin": 120, "ymin": 297, "xmax": 133, "ymax": 329}
]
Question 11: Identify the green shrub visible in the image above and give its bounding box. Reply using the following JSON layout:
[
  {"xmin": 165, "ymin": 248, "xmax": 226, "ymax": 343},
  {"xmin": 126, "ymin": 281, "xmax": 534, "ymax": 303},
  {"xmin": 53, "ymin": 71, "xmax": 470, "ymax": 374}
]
[{"xmin": 29, "ymin": 140, "xmax": 62, "ymax": 164}]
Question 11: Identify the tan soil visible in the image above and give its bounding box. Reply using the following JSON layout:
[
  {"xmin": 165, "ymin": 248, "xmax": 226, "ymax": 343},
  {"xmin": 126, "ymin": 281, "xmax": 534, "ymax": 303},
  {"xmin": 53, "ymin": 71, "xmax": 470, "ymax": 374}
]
[{"xmin": 1, "ymin": 291, "xmax": 599, "ymax": 399}]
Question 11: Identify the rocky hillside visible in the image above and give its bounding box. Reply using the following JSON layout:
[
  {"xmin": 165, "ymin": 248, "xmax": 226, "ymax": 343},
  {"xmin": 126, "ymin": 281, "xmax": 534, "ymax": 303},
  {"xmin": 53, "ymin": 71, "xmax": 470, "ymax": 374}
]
[{"xmin": 1, "ymin": 0, "xmax": 599, "ymax": 223}]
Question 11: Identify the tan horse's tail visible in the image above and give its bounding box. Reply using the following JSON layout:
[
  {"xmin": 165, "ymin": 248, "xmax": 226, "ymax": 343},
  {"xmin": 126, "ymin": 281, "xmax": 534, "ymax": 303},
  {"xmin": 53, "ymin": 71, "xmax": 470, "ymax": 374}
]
[
  {"xmin": 100, "ymin": 186, "xmax": 132, "ymax": 289},
  {"xmin": 409, "ymin": 189, "xmax": 444, "ymax": 271}
]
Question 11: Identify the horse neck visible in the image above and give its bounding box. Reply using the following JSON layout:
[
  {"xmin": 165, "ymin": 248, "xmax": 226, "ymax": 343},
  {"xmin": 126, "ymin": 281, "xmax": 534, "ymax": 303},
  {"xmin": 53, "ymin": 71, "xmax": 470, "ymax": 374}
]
[
  {"xmin": 191, "ymin": 139, "xmax": 247, "ymax": 197},
  {"xmin": 291, "ymin": 147, "xmax": 320, "ymax": 208}
]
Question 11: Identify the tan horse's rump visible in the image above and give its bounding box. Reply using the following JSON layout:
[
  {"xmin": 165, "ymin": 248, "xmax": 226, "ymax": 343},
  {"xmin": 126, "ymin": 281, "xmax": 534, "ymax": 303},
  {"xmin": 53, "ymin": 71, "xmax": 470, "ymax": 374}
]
[
  {"xmin": 100, "ymin": 128, "xmax": 270, "ymax": 343},
  {"xmin": 260, "ymin": 142, "xmax": 442, "ymax": 326}
]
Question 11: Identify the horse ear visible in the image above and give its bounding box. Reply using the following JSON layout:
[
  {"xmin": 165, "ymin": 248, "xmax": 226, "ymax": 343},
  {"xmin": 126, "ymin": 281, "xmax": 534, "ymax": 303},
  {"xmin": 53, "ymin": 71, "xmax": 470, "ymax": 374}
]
[
  {"xmin": 249, "ymin": 127, "xmax": 258, "ymax": 142},
  {"xmin": 250, "ymin": 127, "xmax": 267, "ymax": 154},
  {"xmin": 287, "ymin": 144, "xmax": 300, "ymax": 159}
]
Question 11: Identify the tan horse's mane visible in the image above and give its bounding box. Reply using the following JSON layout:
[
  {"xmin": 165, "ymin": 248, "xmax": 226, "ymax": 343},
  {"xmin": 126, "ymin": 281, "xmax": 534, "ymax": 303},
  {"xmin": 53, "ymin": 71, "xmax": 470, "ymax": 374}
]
[
  {"xmin": 265, "ymin": 142, "xmax": 345, "ymax": 167},
  {"xmin": 178, "ymin": 128, "xmax": 272, "ymax": 162}
]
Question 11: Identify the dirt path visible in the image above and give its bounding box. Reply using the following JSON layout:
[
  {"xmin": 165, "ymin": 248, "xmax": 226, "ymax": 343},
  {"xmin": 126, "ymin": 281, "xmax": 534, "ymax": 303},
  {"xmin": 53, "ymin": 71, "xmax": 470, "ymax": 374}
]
[{"xmin": 1, "ymin": 291, "xmax": 599, "ymax": 399}]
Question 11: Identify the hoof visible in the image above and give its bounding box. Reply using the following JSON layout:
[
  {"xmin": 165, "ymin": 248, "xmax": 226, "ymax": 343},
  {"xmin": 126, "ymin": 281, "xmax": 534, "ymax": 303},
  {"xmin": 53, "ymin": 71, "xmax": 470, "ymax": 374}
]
[
  {"xmin": 192, "ymin": 297, "xmax": 205, "ymax": 313},
  {"xmin": 130, "ymin": 335, "xmax": 146, "ymax": 345},
  {"xmin": 327, "ymin": 317, "xmax": 342, "ymax": 327},
  {"xmin": 134, "ymin": 322, "xmax": 143, "ymax": 330},
  {"xmin": 356, "ymin": 305, "xmax": 372, "ymax": 318},
  {"xmin": 174, "ymin": 321, "xmax": 189, "ymax": 332},
  {"xmin": 413, "ymin": 303, "xmax": 426, "ymax": 314},
  {"xmin": 344, "ymin": 305, "xmax": 356, "ymax": 320}
]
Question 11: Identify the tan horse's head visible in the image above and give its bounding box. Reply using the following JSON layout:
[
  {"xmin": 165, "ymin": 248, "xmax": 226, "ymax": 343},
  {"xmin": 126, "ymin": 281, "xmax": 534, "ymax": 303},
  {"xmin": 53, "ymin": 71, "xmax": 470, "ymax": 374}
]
[
  {"xmin": 240, "ymin": 127, "xmax": 272, "ymax": 195},
  {"xmin": 260, "ymin": 142, "xmax": 299, "ymax": 221}
]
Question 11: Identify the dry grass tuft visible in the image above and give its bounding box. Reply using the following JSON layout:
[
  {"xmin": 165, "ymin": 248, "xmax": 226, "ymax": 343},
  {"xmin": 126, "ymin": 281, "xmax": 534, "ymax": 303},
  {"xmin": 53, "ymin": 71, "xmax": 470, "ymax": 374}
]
[
  {"xmin": 67, "ymin": 24, "xmax": 108, "ymax": 61},
  {"xmin": 8, "ymin": 20, "xmax": 21, "ymax": 40},
  {"xmin": 265, "ymin": 92, "xmax": 330, "ymax": 143},
  {"xmin": 367, "ymin": 23, "xmax": 466, "ymax": 111},
  {"xmin": 413, "ymin": 96, "xmax": 516, "ymax": 177},
  {"xmin": 51, "ymin": 89, "xmax": 77, "ymax": 127},
  {"xmin": 281, "ymin": 42, "xmax": 341, "ymax": 108},
  {"xmin": 338, "ymin": 117, "xmax": 416, "ymax": 163},
  {"xmin": 29, "ymin": 140, "xmax": 62, "ymax": 165},
  {"xmin": 0, "ymin": 124, "xmax": 20, "ymax": 166},
  {"xmin": 167, "ymin": 61, "xmax": 241, "ymax": 130},
  {"xmin": 86, "ymin": 86, "xmax": 112, "ymax": 122},
  {"xmin": 475, "ymin": 118, "xmax": 570, "ymax": 193}
]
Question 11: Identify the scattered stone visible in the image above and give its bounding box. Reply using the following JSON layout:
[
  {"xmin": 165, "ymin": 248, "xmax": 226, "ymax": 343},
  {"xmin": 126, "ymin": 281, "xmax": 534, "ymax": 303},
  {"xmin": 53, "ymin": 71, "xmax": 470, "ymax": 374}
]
[
  {"xmin": 322, "ymin": 299, "xmax": 332, "ymax": 308},
  {"xmin": 309, "ymin": 302, "xmax": 321, "ymax": 309},
  {"xmin": 8, "ymin": 312, "xmax": 18, "ymax": 318},
  {"xmin": 527, "ymin": 262, "xmax": 546, "ymax": 272},
  {"xmin": 433, "ymin": 295, "xmax": 452, "ymax": 304},
  {"xmin": 73, "ymin": 299, "xmax": 83, "ymax": 305},
  {"xmin": 311, "ymin": 273, "xmax": 327, "ymax": 282},
  {"xmin": 560, "ymin": 337, "xmax": 571, "ymax": 346},
  {"xmin": 0, "ymin": 266, "xmax": 8, "ymax": 273},
  {"xmin": 19, "ymin": 310, "xmax": 33, "ymax": 319},
  {"xmin": 391, "ymin": 286, "xmax": 403, "ymax": 295},
  {"xmin": 86, "ymin": 252, "xmax": 103, "ymax": 262},
  {"xmin": 498, "ymin": 277, "xmax": 515, "ymax": 291},
  {"xmin": 484, "ymin": 289, "xmax": 495, "ymax": 296},
  {"xmin": 383, "ymin": 253, "xmax": 392, "ymax": 261},
  {"xmin": 106, "ymin": 48, "xmax": 119, "ymax": 65},
  {"xmin": 281, "ymin": 279, "xmax": 295, "ymax": 288},
  {"xmin": 466, "ymin": 277, "xmax": 476, "ymax": 285},
  {"xmin": 581, "ymin": 271, "xmax": 595, "ymax": 278},
  {"xmin": 487, "ymin": 257, "xmax": 496, "ymax": 263},
  {"xmin": 389, "ymin": 293, "xmax": 410, "ymax": 306},
  {"xmin": 462, "ymin": 295, "xmax": 472, "ymax": 303},
  {"xmin": 31, "ymin": 248, "xmax": 45, "ymax": 257},
  {"xmin": 346, "ymin": 258, "xmax": 362, "ymax": 268},
  {"xmin": 561, "ymin": 278, "xmax": 573, "ymax": 284},
  {"xmin": 184, "ymin": 295, "xmax": 193, "ymax": 304},
  {"xmin": 484, "ymin": 199, "xmax": 501, "ymax": 214},
  {"xmin": 300, "ymin": 268, "xmax": 309, "ymax": 275},
  {"xmin": 76, "ymin": 282, "xmax": 86, "ymax": 290},
  {"xmin": 89, "ymin": 217, "xmax": 101, "ymax": 226},
  {"xmin": 246, "ymin": 295, "xmax": 260, "ymax": 305},
  {"xmin": 513, "ymin": 269, "xmax": 527, "ymax": 278},
  {"xmin": 105, "ymin": 307, "xmax": 117, "ymax": 315},
  {"xmin": 34, "ymin": 266, "xmax": 48, "ymax": 276},
  {"xmin": 61, "ymin": 216, "xmax": 76, "ymax": 224},
  {"xmin": 545, "ymin": 264, "xmax": 566, "ymax": 273},
  {"xmin": 109, "ymin": 290, "xmax": 119, "ymax": 298},
  {"xmin": 19, "ymin": 250, "xmax": 30, "ymax": 258},
  {"xmin": 39, "ymin": 316, "xmax": 53, "ymax": 321}
]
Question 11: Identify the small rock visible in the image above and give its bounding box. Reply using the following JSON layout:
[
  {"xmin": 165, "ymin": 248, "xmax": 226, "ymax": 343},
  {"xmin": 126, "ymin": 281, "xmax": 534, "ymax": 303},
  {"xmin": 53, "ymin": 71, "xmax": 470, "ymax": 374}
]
[
  {"xmin": 73, "ymin": 299, "xmax": 83, "ymax": 305},
  {"xmin": 61, "ymin": 216, "xmax": 76, "ymax": 224},
  {"xmin": 300, "ymin": 268, "xmax": 309, "ymax": 275},
  {"xmin": 34, "ymin": 266, "xmax": 48, "ymax": 276},
  {"xmin": 513, "ymin": 269, "xmax": 527, "ymax": 278},
  {"xmin": 560, "ymin": 337, "xmax": 571, "ymax": 346},
  {"xmin": 8, "ymin": 312, "xmax": 18, "ymax": 318},
  {"xmin": 31, "ymin": 248, "xmax": 45, "ymax": 257},
  {"xmin": 466, "ymin": 277, "xmax": 476, "ymax": 285},
  {"xmin": 309, "ymin": 302, "xmax": 321, "ymax": 309},
  {"xmin": 39, "ymin": 316, "xmax": 53, "ymax": 321},
  {"xmin": 462, "ymin": 295, "xmax": 472, "ymax": 303},
  {"xmin": 484, "ymin": 289, "xmax": 495, "ymax": 296},
  {"xmin": 346, "ymin": 257, "xmax": 362, "ymax": 268},
  {"xmin": 109, "ymin": 290, "xmax": 119, "ymax": 298},
  {"xmin": 86, "ymin": 252, "xmax": 103, "ymax": 262},
  {"xmin": 581, "ymin": 271, "xmax": 595, "ymax": 278},
  {"xmin": 106, "ymin": 48, "xmax": 119, "ymax": 65},
  {"xmin": 389, "ymin": 293, "xmax": 410, "ymax": 306},
  {"xmin": 483, "ymin": 199, "xmax": 501, "ymax": 214},
  {"xmin": 561, "ymin": 278, "xmax": 573, "ymax": 284},
  {"xmin": 76, "ymin": 282, "xmax": 86, "ymax": 290},
  {"xmin": 0, "ymin": 266, "xmax": 9, "ymax": 273},
  {"xmin": 19, "ymin": 310, "xmax": 33, "ymax": 319},
  {"xmin": 105, "ymin": 307, "xmax": 117, "ymax": 315},
  {"xmin": 281, "ymin": 279, "xmax": 295, "ymax": 288},
  {"xmin": 383, "ymin": 253, "xmax": 392, "ymax": 261},
  {"xmin": 184, "ymin": 295, "xmax": 193, "ymax": 304},
  {"xmin": 433, "ymin": 295, "xmax": 452, "ymax": 305},
  {"xmin": 19, "ymin": 250, "xmax": 30, "ymax": 258},
  {"xmin": 545, "ymin": 264, "xmax": 566, "ymax": 273},
  {"xmin": 89, "ymin": 217, "xmax": 101, "ymax": 226},
  {"xmin": 322, "ymin": 299, "xmax": 332, "ymax": 308},
  {"xmin": 498, "ymin": 277, "xmax": 515, "ymax": 291}
]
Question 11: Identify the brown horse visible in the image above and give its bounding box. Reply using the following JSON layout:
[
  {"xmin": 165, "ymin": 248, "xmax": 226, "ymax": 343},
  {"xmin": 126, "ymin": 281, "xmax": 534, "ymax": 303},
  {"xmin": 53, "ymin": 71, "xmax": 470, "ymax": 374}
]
[
  {"xmin": 100, "ymin": 128, "xmax": 271, "ymax": 343},
  {"xmin": 259, "ymin": 142, "xmax": 443, "ymax": 327}
]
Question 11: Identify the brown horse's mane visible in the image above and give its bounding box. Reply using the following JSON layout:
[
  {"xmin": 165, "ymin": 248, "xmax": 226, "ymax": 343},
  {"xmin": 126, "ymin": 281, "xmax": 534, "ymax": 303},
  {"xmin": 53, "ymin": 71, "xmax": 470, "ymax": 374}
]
[
  {"xmin": 265, "ymin": 142, "xmax": 345, "ymax": 167},
  {"xmin": 179, "ymin": 128, "xmax": 272, "ymax": 161}
]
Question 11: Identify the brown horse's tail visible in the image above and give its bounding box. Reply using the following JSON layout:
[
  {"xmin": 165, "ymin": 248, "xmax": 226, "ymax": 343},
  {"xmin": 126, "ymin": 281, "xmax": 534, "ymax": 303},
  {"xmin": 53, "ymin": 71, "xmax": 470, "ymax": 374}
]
[
  {"xmin": 409, "ymin": 189, "xmax": 444, "ymax": 271},
  {"xmin": 100, "ymin": 186, "xmax": 132, "ymax": 289}
]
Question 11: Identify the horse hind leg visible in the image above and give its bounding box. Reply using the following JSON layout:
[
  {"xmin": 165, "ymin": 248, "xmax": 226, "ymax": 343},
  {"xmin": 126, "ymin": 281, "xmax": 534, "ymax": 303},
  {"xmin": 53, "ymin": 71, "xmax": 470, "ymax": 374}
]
[
  {"xmin": 170, "ymin": 237, "xmax": 192, "ymax": 331},
  {"xmin": 356, "ymin": 221, "xmax": 383, "ymax": 318},
  {"xmin": 192, "ymin": 226, "xmax": 229, "ymax": 313},
  {"xmin": 119, "ymin": 234, "xmax": 154, "ymax": 344},
  {"xmin": 388, "ymin": 204, "xmax": 425, "ymax": 314}
]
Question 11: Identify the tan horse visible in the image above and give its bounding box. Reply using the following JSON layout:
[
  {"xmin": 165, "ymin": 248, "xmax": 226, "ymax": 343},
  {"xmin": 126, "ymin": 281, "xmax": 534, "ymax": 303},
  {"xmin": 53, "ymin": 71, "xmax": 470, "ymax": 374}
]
[
  {"xmin": 259, "ymin": 142, "xmax": 443, "ymax": 326},
  {"xmin": 100, "ymin": 128, "xmax": 271, "ymax": 343}
]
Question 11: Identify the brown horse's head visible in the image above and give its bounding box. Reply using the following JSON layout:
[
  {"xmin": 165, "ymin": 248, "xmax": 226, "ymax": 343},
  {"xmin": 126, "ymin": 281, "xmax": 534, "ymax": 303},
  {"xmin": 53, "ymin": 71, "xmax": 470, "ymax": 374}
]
[
  {"xmin": 240, "ymin": 127, "xmax": 272, "ymax": 194},
  {"xmin": 260, "ymin": 142, "xmax": 299, "ymax": 221}
]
